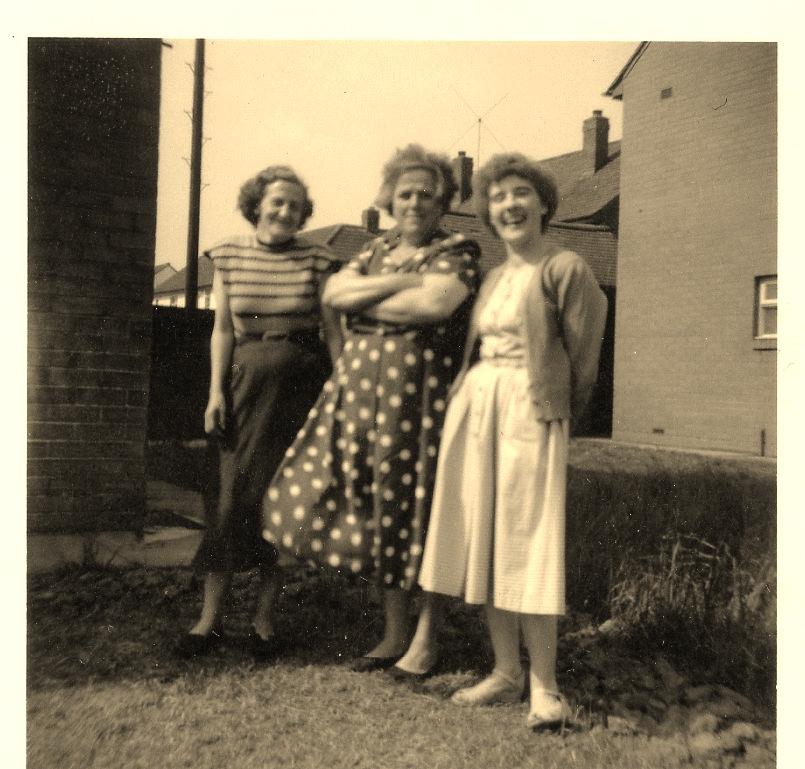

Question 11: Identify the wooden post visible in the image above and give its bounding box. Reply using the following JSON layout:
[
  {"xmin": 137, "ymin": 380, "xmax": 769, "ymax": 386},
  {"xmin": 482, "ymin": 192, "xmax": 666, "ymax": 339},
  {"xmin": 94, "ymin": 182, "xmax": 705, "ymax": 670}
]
[{"xmin": 184, "ymin": 38, "xmax": 205, "ymax": 312}]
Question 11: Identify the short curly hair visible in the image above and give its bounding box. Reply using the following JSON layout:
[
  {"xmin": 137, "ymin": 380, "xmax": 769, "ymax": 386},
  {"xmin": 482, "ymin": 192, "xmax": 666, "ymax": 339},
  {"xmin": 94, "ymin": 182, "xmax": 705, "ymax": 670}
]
[
  {"xmin": 472, "ymin": 153, "xmax": 559, "ymax": 235},
  {"xmin": 374, "ymin": 144, "xmax": 458, "ymax": 216},
  {"xmin": 237, "ymin": 165, "xmax": 314, "ymax": 228}
]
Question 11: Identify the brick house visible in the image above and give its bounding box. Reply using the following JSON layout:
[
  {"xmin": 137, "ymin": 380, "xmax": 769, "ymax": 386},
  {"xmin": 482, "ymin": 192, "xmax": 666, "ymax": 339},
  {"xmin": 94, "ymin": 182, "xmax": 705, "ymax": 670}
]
[
  {"xmin": 154, "ymin": 255, "xmax": 215, "ymax": 309},
  {"xmin": 28, "ymin": 38, "xmax": 162, "ymax": 532},
  {"xmin": 606, "ymin": 42, "xmax": 777, "ymax": 456}
]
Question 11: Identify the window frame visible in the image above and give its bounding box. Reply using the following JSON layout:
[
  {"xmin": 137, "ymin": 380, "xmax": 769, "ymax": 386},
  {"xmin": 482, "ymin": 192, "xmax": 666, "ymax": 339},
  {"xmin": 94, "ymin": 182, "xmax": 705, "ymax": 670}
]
[{"xmin": 754, "ymin": 274, "xmax": 777, "ymax": 347}]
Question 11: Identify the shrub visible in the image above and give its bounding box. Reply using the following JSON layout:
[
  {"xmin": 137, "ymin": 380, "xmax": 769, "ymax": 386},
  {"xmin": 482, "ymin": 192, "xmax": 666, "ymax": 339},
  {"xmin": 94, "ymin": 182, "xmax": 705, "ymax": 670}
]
[{"xmin": 564, "ymin": 458, "xmax": 776, "ymax": 704}]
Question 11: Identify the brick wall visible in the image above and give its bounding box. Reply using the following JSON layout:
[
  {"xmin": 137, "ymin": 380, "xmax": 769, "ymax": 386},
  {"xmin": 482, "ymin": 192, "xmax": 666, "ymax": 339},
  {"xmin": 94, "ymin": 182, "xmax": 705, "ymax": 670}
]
[
  {"xmin": 612, "ymin": 43, "xmax": 777, "ymax": 456},
  {"xmin": 28, "ymin": 39, "xmax": 162, "ymax": 531}
]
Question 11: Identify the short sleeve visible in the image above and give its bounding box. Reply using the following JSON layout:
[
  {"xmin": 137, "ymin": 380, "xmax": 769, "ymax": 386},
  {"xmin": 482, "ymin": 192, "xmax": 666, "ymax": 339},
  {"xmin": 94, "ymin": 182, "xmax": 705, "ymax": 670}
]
[
  {"xmin": 422, "ymin": 235, "xmax": 481, "ymax": 292},
  {"xmin": 343, "ymin": 242, "xmax": 377, "ymax": 275},
  {"xmin": 313, "ymin": 247, "xmax": 343, "ymax": 277}
]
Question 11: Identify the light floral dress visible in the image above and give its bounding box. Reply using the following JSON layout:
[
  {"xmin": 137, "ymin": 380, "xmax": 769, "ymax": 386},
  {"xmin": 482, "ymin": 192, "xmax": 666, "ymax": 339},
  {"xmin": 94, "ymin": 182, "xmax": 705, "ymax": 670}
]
[{"xmin": 417, "ymin": 262, "xmax": 569, "ymax": 615}]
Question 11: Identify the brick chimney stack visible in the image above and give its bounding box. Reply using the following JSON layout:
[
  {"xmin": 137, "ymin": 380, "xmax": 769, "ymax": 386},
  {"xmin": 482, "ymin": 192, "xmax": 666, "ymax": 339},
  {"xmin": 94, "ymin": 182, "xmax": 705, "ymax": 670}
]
[
  {"xmin": 362, "ymin": 207, "xmax": 380, "ymax": 233},
  {"xmin": 451, "ymin": 151, "xmax": 473, "ymax": 208},
  {"xmin": 582, "ymin": 110, "xmax": 610, "ymax": 175}
]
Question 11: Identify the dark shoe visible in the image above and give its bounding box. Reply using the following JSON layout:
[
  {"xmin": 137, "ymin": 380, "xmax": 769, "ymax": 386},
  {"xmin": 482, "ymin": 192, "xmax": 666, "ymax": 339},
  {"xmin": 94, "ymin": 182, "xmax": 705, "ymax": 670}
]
[
  {"xmin": 174, "ymin": 627, "xmax": 224, "ymax": 659},
  {"xmin": 386, "ymin": 647, "xmax": 440, "ymax": 682},
  {"xmin": 386, "ymin": 659, "xmax": 440, "ymax": 683},
  {"xmin": 248, "ymin": 630, "xmax": 284, "ymax": 663},
  {"xmin": 348, "ymin": 654, "xmax": 403, "ymax": 673}
]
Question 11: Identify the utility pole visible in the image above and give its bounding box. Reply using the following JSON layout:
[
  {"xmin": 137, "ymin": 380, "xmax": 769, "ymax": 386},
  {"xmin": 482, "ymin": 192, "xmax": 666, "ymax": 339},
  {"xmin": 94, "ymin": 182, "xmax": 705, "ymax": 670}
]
[{"xmin": 184, "ymin": 38, "xmax": 205, "ymax": 312}]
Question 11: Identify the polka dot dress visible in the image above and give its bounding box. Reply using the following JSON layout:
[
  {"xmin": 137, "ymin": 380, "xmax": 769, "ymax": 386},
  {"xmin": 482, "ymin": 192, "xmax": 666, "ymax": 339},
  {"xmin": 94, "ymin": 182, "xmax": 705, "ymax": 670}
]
[{"xmin": 262, "ymin": 228, "xmax": 480, "ymax": 589}]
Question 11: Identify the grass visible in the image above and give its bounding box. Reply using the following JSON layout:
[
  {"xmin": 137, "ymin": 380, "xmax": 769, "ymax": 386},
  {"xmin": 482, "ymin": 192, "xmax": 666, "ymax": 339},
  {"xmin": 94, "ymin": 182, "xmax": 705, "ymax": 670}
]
[
  {"xmin": 30, "ymin": 565, "xmax": 761, "ymax": 769},
  {"xmin": 28, "ymin": 439, "xmax": 776, "ymax": 769},
  {"xmin": 146, "ymin": 437, "xmax": 777, "ymax": 703}
]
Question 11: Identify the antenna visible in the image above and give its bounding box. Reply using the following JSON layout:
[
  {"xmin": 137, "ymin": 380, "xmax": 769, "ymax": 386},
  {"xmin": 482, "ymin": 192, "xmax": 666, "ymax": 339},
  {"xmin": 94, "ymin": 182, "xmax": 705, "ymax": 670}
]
[{"xmin": 449, "ymin": 87, "xmax": 509, "ymax": 165}]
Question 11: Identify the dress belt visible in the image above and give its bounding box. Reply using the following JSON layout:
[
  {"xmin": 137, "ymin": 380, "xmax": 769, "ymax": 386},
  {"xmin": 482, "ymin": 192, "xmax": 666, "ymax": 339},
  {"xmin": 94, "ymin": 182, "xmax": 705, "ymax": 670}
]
[
  {"xmin": 348, "ymin": 319, "xmax": 420, "ymax": 336},
  {"xmin": 236, "ymin": 329, "xmax": 322, "ymax": 345},
  {"xmin": 478, "ymin": 355, "xmax": 525, "ymax": 368}
]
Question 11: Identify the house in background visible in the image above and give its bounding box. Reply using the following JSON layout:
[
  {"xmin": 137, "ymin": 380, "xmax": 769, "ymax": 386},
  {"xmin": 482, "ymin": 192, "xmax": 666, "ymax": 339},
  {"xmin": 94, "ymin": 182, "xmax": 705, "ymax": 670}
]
[
  {"xmin": 606, "ymin": 42, "xmax": 776, "ymax": 456},
  {"xmin": 153, "ymin": 255, "xmax": 215, "ymax": 309},
  {"xmin": 452, "ymin": 110, "xmax": 620, "ymax": 236},
  {"xmin": 153, "ymin": 262, "xmax": 176, "ymax": 291}
]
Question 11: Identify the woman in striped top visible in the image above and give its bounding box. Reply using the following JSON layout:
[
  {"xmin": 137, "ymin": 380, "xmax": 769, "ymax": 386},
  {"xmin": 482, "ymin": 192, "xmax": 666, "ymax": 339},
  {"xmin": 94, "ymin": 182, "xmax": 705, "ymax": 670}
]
[{"xmin": 176, "ymin": 166, "xmax": 342, "ymax": 660}]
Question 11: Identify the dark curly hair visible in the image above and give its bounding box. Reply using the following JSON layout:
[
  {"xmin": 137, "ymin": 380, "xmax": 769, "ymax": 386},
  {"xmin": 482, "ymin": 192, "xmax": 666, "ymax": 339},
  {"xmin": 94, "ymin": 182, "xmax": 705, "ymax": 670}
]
[
  {"xmin": 374, "ymin": 144, "xmax": 458, "ymax": 216},
  {"xmin": 472, "ymin": 153, "xmax": 559, "ymax": 235},
  {"xmin": 237, "ymin": 165, "xmax": 314, "ymax": 228}
]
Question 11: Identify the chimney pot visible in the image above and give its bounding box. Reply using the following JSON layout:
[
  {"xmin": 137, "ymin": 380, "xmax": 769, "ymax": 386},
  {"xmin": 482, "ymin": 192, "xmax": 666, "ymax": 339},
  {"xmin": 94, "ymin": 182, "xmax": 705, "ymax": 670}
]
[
  {"xmin": 582, "ymin": 110, "xmax": 610, "ymax": 175},
  {"xmin": 451, "ymin": 151, "xmax": 474, "ymax": 208},
  {"xmin": 362, "ymin": 207, "xmax": 380, "ymax": 233}
]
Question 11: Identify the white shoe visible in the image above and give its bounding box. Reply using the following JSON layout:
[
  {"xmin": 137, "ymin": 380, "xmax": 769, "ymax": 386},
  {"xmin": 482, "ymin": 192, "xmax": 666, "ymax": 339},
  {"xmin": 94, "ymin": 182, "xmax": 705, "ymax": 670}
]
[
  {"xmin": 451, "ymin": 669, "xmax": 525, "ymax": 706},
  {"xmin": 526, "ymin": 690, "xmax": 573, "ymax": 730}
]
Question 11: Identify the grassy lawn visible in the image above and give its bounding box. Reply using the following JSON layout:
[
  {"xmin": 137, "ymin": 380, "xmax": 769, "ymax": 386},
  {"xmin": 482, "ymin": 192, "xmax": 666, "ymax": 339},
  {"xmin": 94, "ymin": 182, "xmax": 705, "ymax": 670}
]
[{"xmin": 28, "ymin": 440, "xmax": 776, "ymax": 769}]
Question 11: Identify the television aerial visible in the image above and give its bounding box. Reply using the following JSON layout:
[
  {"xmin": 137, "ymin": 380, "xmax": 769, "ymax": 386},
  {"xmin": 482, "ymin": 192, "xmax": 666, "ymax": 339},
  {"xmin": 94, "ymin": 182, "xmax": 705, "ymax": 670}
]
[{"xmin": 448, "ymin": 87, "xmax": 509, "ymax": 165}]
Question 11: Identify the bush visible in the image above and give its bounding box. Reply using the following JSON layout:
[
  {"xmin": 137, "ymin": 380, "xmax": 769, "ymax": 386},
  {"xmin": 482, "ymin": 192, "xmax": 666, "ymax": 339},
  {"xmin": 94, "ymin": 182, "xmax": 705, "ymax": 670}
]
[{"xmin": 564, "ymin": 458, "xmax": 776, "ymax": 704}]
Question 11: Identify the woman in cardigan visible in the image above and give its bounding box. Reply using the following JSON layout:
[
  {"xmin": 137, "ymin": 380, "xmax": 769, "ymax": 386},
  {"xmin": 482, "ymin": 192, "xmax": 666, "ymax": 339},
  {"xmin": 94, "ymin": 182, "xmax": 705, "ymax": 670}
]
[
  {"xmin": 262, "ymin": 145, "xmax": 480, "ymax": 671},
  {"xmin": 391, "ymin": 153, "xmax": 607, "ymax": 730},
  {"xmin": 176, "ymin": 165, "xmax": 342, "ymax": 659}
]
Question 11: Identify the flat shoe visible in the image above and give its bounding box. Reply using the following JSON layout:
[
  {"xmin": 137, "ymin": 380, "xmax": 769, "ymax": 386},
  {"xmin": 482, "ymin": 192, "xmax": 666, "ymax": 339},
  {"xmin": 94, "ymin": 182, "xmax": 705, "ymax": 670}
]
[
  {"xmin": 248, "ymin": 630, "xmax": 284, "ymax": 663},
  {"xmin": 386, "ymin": 653, "xmax": 440, "ymax": 683},
  {"xmin": 348, "ymin": 654, "xmax": 402, "ymax": 673},
  {"xmin": 526, "ymin": 690, "xmax": 574, "ymax": 731},
  {"xmin": 174, "ymin": 626, "xmax": 224, "ymax": 659},
  {"xmin": 451, "ymin": 669, "xmax": 525, "ymax": 706}
]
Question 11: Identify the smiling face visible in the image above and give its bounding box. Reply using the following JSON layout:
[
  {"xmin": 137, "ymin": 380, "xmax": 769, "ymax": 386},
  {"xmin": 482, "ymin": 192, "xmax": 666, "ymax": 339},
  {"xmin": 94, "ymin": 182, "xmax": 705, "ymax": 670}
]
[
  {"xmin": 487, "ymin": 174, "xmax": 547, "ymax": 249},
  {"xmin": 256, "ymin": 180, "xmax": 307, "ymax": 244},
  {"xmin": 391, "ymin": 168, "xmax": 442, "ymax": 246}
]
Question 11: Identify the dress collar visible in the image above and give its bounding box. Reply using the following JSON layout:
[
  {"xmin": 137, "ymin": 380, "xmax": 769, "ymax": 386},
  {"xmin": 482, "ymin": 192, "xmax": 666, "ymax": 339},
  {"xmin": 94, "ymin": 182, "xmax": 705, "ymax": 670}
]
[{"xmin": 380, "ymin": 226, "xmax": 449, "ymax": 251}]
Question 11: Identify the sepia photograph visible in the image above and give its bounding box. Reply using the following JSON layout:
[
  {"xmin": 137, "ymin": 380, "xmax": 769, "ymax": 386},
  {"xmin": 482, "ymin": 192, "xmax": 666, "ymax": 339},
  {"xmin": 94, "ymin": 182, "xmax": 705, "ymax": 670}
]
[{"xmin": 23, "ymin": 19, "xmax": 789, "ymax": 769}]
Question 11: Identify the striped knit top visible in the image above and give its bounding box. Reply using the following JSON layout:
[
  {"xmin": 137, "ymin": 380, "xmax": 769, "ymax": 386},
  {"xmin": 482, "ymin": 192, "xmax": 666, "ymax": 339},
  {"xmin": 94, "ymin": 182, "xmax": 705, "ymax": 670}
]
[{"xmin": 207, "ymin": 234, "xmax": 341, "ymax": 341}]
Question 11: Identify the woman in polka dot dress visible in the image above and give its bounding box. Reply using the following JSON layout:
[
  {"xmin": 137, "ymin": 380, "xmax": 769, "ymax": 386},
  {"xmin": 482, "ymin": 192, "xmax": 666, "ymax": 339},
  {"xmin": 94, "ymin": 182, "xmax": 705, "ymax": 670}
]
[{"xmin": 262, "ymin": 145, "xmax": 480, "ymax": 670}]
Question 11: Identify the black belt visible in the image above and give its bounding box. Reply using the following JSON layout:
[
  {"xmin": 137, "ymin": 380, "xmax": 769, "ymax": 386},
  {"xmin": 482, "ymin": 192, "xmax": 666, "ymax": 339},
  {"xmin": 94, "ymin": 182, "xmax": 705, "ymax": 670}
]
[
  {"xmin": 348, "ymin": 319, "xmax": 420, "ymax": 336},
  {"xmin": 237, "ymin": 329, "xmax": 322, "ymax": 346}
]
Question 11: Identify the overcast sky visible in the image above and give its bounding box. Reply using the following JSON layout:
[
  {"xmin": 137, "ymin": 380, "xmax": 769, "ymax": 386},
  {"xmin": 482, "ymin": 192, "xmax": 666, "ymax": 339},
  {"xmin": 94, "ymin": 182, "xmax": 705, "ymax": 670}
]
[{"xmin": 155, "ymin": 40, "xmax": 638, "ymax": 267}]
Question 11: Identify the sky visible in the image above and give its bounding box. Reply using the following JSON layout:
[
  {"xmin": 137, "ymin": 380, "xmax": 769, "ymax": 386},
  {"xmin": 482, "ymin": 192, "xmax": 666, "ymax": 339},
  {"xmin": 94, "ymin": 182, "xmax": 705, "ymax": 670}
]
[{"xmin": 155, "ymin": 40, "xmax": 639, "ymax": 267}]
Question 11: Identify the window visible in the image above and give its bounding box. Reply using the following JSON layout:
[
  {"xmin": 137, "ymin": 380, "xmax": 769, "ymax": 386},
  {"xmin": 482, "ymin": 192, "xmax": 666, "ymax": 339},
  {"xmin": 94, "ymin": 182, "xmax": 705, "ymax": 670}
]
[{"xmin": 755, "ymin": 276, "xmax": 777, "ymax": 339}]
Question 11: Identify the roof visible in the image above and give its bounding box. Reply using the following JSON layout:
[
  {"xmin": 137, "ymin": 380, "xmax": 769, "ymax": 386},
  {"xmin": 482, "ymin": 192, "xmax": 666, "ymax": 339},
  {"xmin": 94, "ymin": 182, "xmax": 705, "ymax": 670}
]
[
  {"xmin": 154, "ymin": 254, "xmax": 215, "ymax": 294},
  {"xmin": 604, "ymin": 42, "xmax": 650, "ymax": 99},
  {"xmin": 153, "ymin": 262, "xmax": 177, "ymax": 289},
  {"xmin": 155, "ymin": 228, "xmax": 375, "ymax": 295},
  {"xmin": 440, "ymin": 211, "xmax": 617, "ymax": 287},
  {"xmin": 302, "ymin": 223, "xmax": 376, "ymax": 262},
  {"xmin": 166, "ymin": 211, "xmax": 616, "ymax": 297},
  {"xmin": 453, "ymin": 140, "xmax": 621, "ymax": 229},
  {"xmin": 554, "ymin": 154, "xmax": 620, "ymax": 223}
]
